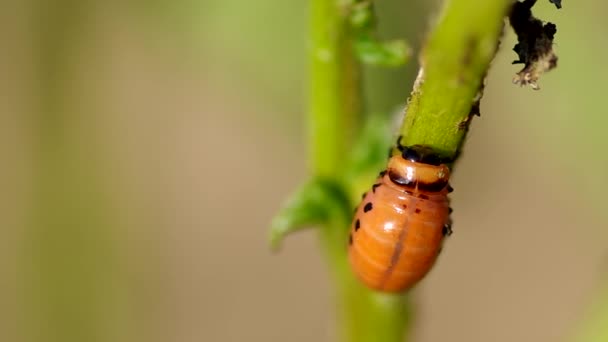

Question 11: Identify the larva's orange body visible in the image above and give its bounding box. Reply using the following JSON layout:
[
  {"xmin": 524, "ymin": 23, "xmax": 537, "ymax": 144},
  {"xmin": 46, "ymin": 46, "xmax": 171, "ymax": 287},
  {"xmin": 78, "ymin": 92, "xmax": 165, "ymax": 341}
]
[{"xmin": 348, "ymin": 143, "xmax": 453, "ymax": 293}]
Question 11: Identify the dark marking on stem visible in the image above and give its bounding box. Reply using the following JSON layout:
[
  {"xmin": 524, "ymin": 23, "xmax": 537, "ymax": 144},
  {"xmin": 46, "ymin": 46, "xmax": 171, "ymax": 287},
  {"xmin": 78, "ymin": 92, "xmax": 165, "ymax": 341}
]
[
  {"xmin": 457, "ymin": 35, "xmax": 479, "ymax": 85},
  {"xmin": 459, "ymin": 79, "xmax": 485, "ymax": 131},
  {"xmin": 457, "ymin": 115, "xmax": 473, "ymax": 131},
  {"xmin": 470, "ymin": 96, "xmax": 481, "ymax": 117},
  {"xmin": 461, "ymin": 37, "xmax": 476, "ymax": 68}
]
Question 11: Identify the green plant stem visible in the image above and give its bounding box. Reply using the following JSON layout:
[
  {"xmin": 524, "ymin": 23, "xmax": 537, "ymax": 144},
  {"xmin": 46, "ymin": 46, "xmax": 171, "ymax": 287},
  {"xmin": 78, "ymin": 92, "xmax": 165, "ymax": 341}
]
[
  {"xmin": 308, "ymin": 1, "xmax": 411, "ymax": 342},
  {"xmin": 400, "ymin": 0, "xmax": 512, "ymax": 157},
  {"xmin": 24, "ymin": 2, "xmax": 123, "ymax": 342},
  {"xmin": 308, "ymin": 0, "xmax": 361, "ymax": 177}
]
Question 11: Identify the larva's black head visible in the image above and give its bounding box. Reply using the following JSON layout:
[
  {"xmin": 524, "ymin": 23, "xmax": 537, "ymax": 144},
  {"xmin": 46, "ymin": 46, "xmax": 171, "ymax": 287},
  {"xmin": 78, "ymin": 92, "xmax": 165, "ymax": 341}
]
[
  {"xmin": 395, "ymin": 137, "xmax": 450, "ymax": 166},
  {"xmin": 401, "ymin": 145, "xmax": 443, "ymax": 166}
]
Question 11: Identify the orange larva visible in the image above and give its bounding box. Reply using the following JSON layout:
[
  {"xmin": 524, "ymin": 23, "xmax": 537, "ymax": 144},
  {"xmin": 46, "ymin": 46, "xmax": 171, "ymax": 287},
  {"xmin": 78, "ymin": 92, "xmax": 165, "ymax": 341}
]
[{"xmin": 348, "ymin": 140, "xmax": 453, "ymax": 293}]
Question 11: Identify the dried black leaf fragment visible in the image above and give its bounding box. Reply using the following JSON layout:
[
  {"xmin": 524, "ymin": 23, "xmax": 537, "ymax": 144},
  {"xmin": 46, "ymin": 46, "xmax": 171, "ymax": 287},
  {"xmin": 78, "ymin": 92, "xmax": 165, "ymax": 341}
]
[
  {"xmin": 509, "ymin": 0, "xmax": 560, "ymax": 89},
  {"xmin": 549, "ymin": 0, "xmax": 562, "ymax": 9}
]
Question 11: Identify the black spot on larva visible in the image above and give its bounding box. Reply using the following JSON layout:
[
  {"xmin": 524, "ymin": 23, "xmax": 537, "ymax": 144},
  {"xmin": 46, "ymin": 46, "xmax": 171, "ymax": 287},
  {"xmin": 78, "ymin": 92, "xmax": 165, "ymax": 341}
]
[
  {"xmin": 363, "ymin": 202, "xmax": 373, "ymax": 213},
  {"xmin": 372, "ymin": 183, "xmax": 381, "ymax": 193},
  {"xmin": 361, "ymin": 192, "xmax": 367, "ymax": 199},
  {"xmin": 379, "ymin": 170, "xmax": 387, "ymax": 177},
  {"xmin": 415, "ymin": 208, "xmax": 421, "ymax": 214},
  {"xmin": 418, "ymin": 179, "xmax": 448, "ymax": 193},
  {"xmin": 447, "ymin": 184, "xmax": 454, "ymax": 193},
  {"xmin": 355, "ymin": 219, "xmax": 360, "ymax": 231},
  {"xmin": 449, "ymin": 207, "xmax": 453, "ymax": 214},
  {"xmin": 418, "ymin": 194, "xmax": 429, "ymax": 200},
  {"xmin": 388, "ymin": 170, "xmax": 415, "ymax": 187},
  {"xmin": 442, "ymin": 224, "xmax": 453, "ymax": 236},
  {"xmin": 349, "ymin": 234, "xmax": 353, "ymax": 245},
  {"xmin": 402, "ymin": 204, "xmax": 407, "ymax": 209}
]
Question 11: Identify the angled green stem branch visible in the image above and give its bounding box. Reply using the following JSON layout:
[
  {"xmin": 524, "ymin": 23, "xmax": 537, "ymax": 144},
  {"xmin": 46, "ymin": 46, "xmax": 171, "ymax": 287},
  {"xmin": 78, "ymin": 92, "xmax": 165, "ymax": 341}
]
[{"xmin": 400, "ymin": 1, "xmax": 512, "ymax": 159}]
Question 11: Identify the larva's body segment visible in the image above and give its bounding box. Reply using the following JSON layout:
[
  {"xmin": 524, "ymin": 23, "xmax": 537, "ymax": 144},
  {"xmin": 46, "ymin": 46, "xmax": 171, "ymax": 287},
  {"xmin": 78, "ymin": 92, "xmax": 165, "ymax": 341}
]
[{"xmin": 348, "ymin": 144, "xmax": 452, "ymax": 293}]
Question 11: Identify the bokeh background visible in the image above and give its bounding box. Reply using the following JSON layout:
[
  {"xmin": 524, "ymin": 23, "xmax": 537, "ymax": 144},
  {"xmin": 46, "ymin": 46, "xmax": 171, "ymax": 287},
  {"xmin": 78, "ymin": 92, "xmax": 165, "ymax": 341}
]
[{"xmin": 2, "ymin": 1, "xmax": 608, "ymax": 341}]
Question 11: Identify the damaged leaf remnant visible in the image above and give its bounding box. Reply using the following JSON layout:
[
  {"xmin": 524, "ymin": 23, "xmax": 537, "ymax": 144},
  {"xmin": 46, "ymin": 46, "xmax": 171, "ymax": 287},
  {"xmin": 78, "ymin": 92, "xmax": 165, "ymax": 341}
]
[
  {"xmin": 549, "ymin": 0, "xmax": 562, "ymax": 9},
  {"xmin": 509, "ymin": 0, "xmax": 560, "ymax": 90}
]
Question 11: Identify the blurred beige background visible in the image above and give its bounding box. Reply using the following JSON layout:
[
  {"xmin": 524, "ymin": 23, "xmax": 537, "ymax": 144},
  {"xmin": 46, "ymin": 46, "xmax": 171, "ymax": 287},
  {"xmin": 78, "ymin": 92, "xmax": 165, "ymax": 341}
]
[{"xmin": 2, "ymin": 1, "xmax": 607, "ymax": 342}]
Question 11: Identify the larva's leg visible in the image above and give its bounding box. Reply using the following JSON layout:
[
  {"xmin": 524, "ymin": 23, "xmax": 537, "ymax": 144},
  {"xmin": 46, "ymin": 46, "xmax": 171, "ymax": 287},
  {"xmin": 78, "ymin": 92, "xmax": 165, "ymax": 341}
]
[{"xmin": 442, "ymin": 223, "xmax": 453, "ymax": 237}]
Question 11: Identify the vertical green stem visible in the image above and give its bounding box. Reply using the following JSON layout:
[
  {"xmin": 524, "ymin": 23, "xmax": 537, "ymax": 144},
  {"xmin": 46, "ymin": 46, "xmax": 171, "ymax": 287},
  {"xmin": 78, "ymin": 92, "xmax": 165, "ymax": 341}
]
[
  {"xmin": 308, "ymin": 1, "xmax": 411, "ymax": 342},
  {"xmin": 23, "ymin": 2, "xmax": 123, "ymax": 342},
  {"xmin": 308, "ymin": 0, "xmax": 361, "ymax": 177}
]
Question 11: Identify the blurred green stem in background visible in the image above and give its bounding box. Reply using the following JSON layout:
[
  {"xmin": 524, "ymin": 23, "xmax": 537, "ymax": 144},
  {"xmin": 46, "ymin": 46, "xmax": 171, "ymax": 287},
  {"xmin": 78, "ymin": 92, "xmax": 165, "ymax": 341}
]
[
  {"xmin": 24, "ymin": 1, "xmax": 125, "ymax": 342},
  {"xmin": 574, "ymin": 281, "xmax": 608, "ymax": 342},
  {"xmin": 273, "ymin": 0, "xmax": 511, "ymax": 341},
  {"xmin": 308, "ymin": 0, "xmax": 361, "ymax": 177}
]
